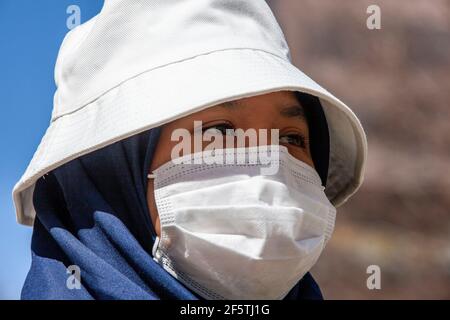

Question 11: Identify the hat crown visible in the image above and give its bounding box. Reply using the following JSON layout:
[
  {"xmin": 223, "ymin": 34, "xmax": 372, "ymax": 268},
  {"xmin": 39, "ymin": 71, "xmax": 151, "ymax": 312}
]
[{"xmin": 52, "ymin": 0, "xmax": 291, "ymax": 120}]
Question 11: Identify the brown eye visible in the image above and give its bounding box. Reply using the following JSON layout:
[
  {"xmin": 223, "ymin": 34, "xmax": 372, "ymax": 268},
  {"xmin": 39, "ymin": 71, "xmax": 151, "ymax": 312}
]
[
  {"xmin": 203, "ymin": 123, "xmax": 235, "ymax": 136},
  {"xmin": 280, "ymin": 133, "xmax": 307, "ymax": 149}
]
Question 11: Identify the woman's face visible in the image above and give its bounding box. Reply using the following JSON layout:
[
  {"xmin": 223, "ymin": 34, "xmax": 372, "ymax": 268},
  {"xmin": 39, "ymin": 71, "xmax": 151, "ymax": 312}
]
[{"xmin": 146, "ymin": 90, "xmax": 314, "ymax": 237}]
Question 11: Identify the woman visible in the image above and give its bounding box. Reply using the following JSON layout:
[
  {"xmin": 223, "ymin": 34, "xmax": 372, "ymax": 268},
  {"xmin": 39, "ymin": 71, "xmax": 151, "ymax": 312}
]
[{"xmin": 13, "ymin": 0, "xmax": 367, "ymax": 300}]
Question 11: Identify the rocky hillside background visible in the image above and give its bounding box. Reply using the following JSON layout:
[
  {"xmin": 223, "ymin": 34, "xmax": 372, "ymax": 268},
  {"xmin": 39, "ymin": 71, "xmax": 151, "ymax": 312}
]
[{"xmin": 268, "ymin": 0, "xmax": 450, "ymax": 299}]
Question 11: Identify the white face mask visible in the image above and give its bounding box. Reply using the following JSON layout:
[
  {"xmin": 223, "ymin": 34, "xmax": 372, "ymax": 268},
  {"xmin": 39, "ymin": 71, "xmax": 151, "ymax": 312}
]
[{"xmin": 148, "ymin": 145, "xmax": 336, "ymax": 300}]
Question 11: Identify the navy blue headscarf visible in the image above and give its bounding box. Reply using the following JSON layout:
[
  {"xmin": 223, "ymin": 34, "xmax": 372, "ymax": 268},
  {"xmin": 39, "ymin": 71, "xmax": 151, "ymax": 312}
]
[{"xmin": 22, "ymin": 107, "xmax": 326, "ymax": 299}]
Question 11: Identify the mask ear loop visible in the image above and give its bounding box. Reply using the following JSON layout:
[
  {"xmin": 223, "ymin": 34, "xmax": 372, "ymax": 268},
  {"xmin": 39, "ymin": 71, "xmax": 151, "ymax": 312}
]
[{"xmin": 147, "ymin": 171, "xmax": 159, "ymax": 258}]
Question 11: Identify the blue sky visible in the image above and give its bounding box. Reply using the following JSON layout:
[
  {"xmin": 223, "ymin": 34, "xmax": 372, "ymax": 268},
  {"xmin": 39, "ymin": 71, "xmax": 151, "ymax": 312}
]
[{"xmin": 0, "ymin": 0, "xmax": 104, "ymax": 299}]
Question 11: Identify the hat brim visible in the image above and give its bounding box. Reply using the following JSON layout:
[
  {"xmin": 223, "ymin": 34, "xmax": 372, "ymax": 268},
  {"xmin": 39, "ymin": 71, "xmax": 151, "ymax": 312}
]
[{"xmin": 13, "ymin": 48, "xmax": 367, "ymax": 226}]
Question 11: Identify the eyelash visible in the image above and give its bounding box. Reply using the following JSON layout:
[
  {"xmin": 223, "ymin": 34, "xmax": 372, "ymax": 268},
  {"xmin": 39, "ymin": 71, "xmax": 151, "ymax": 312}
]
[
  {"xmin": 203, "ymin": 123, "xmax": 235, "ymax": 135},
  {"xmin": 202, "ymin": 123, "xmax": 308, "ymax": 149},
  {"xmin": 279, "ymin": 134, "xmax": 307, "ymax": 149}
]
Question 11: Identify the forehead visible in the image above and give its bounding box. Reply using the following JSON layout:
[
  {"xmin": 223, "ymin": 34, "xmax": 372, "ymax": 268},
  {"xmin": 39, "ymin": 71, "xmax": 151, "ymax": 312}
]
[
  {"xmin": 217, "ymin": 91, "xmax": 306, "ymax": 121},
  {"xmin": 166, "ymin": 90, "xmax": 309, "ymax": 128}
]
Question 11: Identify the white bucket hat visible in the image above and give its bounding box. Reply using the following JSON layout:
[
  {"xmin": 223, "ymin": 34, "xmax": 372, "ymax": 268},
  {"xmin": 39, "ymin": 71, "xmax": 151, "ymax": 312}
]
[{"xmin": 13, "ymin": 0, "xmax": 367, "ymax": 226}]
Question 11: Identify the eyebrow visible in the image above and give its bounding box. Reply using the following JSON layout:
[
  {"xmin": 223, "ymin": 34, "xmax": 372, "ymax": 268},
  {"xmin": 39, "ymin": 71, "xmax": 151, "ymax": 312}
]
[
  {"xmin": 220, "ymin": 100, "xmax": 242, "ymax": 108},
  {"xmin": 279, "ymin": 105, "xmax": 306, "ymax": 120},
  {"xmin": 220, "ymin": 101, "xmax": 306, "ymax": 120}
]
